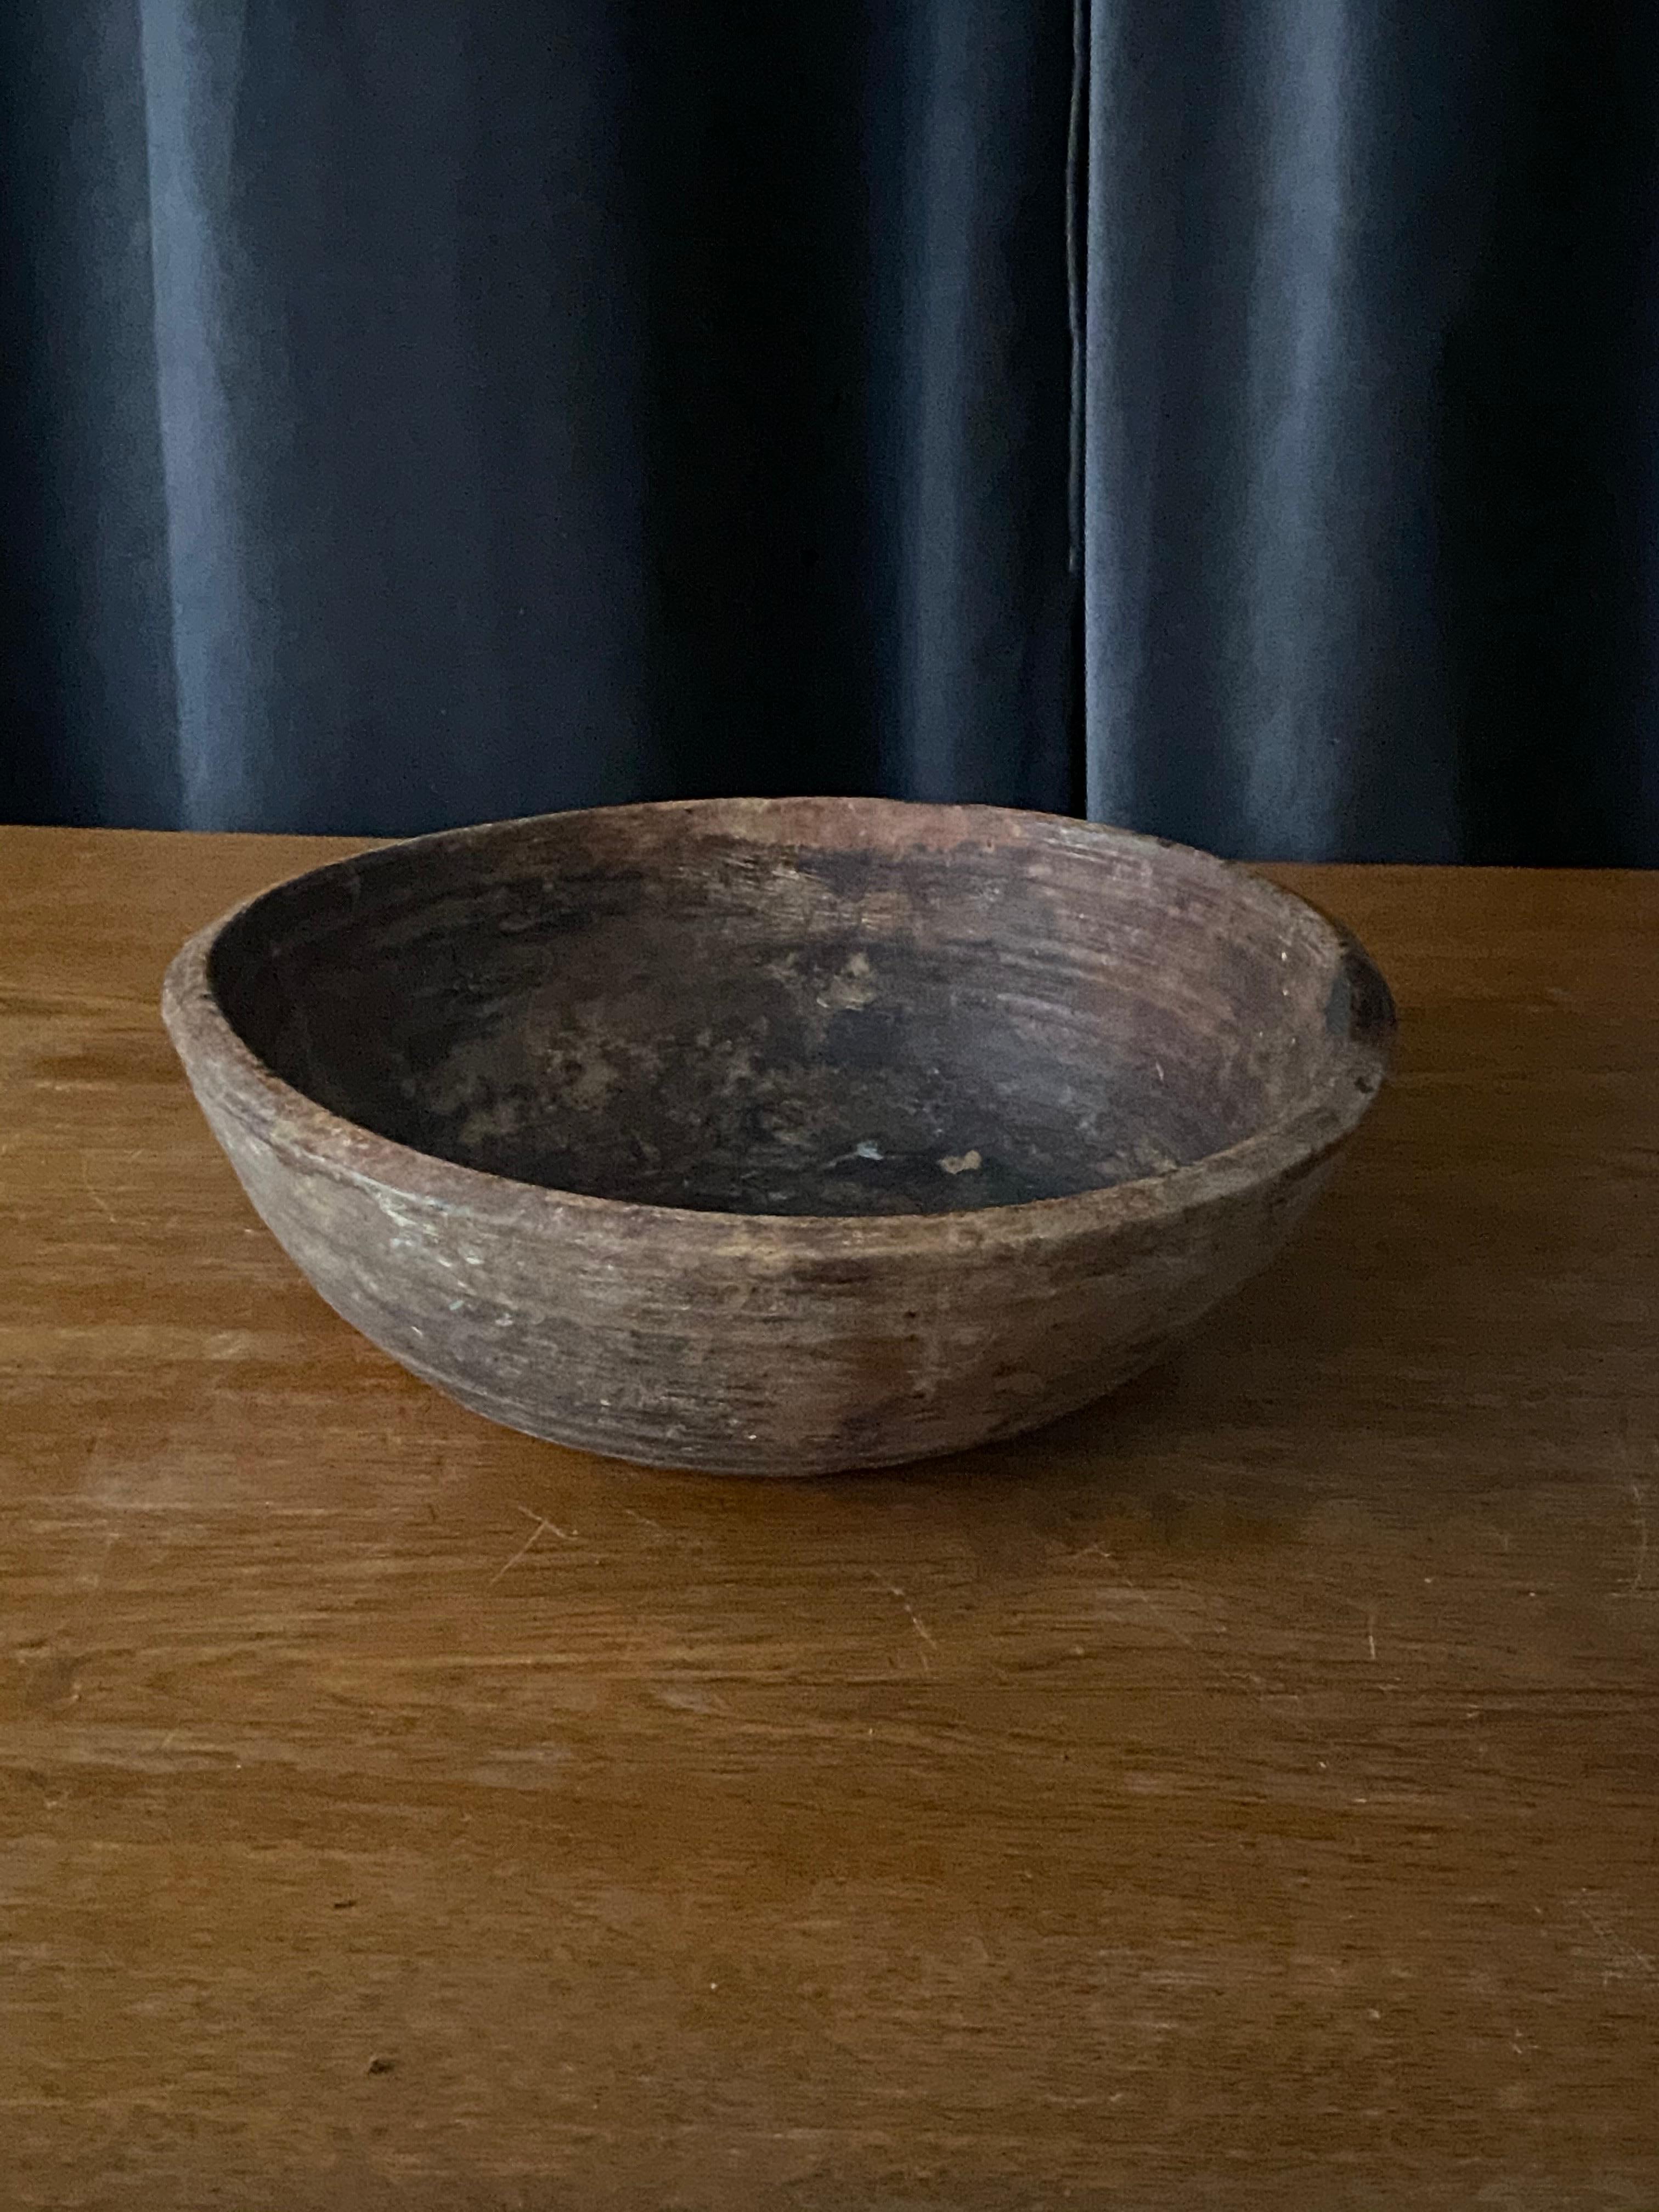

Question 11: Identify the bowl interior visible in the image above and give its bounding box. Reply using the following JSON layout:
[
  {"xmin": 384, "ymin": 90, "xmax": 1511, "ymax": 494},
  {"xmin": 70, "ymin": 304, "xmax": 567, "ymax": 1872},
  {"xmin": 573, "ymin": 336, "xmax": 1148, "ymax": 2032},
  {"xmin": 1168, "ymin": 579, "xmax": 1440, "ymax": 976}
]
[{"xmin": 207, "ymin": 802, "xmax": 1378, "ymax": 1218}]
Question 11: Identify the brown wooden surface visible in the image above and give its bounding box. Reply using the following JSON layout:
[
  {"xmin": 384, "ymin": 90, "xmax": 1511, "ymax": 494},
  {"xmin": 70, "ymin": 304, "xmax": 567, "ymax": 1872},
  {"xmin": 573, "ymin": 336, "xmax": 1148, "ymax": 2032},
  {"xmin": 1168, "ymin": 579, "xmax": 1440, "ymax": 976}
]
[{"xmin": 3, "ymin": 826, "xmax": 1657, "ymax": 2210}]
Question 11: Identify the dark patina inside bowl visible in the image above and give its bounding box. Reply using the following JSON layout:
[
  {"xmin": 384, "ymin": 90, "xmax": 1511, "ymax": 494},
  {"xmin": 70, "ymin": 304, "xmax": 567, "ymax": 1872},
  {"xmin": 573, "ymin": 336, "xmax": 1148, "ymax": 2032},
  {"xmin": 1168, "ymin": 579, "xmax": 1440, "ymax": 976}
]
[{"xmin": 163, "ymin": 799, "xmax": 1393, "ymax": 1474}]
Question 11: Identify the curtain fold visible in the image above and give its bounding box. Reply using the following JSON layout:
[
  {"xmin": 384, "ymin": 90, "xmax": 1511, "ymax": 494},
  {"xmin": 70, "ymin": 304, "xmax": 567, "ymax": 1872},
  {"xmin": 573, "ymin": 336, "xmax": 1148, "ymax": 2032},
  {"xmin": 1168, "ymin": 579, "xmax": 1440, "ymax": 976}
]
[
  {"xmin": 5, "ymin": 3, "xmax": 1659, "ymax": 859},
  {"xmin": 2, "ymin": 1, "xmax": 1074, "ymax": 835},
  {"xmin": 1081, "ymin": 0, "xmax": 1659, "ymax": 862}
]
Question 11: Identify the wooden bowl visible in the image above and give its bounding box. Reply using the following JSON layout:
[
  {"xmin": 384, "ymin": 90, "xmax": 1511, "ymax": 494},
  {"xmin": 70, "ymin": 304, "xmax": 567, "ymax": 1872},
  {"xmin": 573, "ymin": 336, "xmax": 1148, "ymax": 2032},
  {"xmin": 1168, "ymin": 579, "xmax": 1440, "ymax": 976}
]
[{"xmin": 161, "ymin": 799, "xmax": 1393, "ymax": 1475}]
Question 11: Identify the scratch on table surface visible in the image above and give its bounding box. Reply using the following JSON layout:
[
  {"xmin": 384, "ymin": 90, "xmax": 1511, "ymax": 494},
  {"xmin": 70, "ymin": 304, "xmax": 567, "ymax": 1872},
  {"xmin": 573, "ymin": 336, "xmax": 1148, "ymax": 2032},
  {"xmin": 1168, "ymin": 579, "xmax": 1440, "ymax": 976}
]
[
  {"xmin": 511, "ymin": 1502, "xmax": 575, "ymax": 1536},
  {"xmin": 1567, "ymin": 1892, "xmax": 1658, "ymax": 1987},
  {"xmin": 489, "ymin": 1505, "xmax": 577, "ymax": 1585},
  {"xmin": 1616, "ymin": 1479, "xmax": 1650, "ymax": 1599},
  {"xmin": 78, "ymin": 1154, "xmax": 116, "ymax": 1221},
  {"xmin": 620, "ymin": 1505, "xmax": 669, "ymax": 1538},
  {"xmin": 1078, "ymin": 1544, "xmax": 1338, "ymax": 1760},
  {"xmin": 1075, "ymin": 1545, "xmax": 1199, "ymax": 1649},
  {"xmin": 1366, "ymin": 1608, "xmax": 1379, "ymax": 1662},
  {"xmin": 879, "ymin": 1580, "xmax": 935, "ymax": 1671}
]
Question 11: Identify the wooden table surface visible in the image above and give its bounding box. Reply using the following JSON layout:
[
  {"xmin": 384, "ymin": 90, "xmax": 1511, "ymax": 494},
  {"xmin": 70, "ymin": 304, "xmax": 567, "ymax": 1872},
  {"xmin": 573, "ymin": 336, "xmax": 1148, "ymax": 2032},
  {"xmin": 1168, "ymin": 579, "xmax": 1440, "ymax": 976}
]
[{"xmin": 3, "ymin": 827, "xmax": 1656, "ymax": 2210}]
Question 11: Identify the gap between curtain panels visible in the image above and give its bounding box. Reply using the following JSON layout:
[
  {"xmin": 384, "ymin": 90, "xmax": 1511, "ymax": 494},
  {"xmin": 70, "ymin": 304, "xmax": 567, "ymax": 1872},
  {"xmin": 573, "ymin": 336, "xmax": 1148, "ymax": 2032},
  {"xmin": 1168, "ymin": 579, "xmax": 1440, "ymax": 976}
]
[{"xmin": 1065, "ymin": 0, "xmax": 1090, "ymax": 815}]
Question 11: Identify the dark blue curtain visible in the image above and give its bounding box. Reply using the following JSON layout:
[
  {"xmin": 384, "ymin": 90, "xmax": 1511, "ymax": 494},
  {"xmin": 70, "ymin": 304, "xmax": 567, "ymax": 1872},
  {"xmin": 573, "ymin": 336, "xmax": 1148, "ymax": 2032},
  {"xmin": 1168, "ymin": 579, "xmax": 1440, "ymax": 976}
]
[
  {"xmin": 5, "ymin": 3, "xmax": 1658, "ymax": 860},
  {"xmin": 1, "ymin": 1, "xmax": 1075, "ymax": 834},
  {"xmin": 1081, "ymin": 1, "xmax": 1659, "ymax": 862}
]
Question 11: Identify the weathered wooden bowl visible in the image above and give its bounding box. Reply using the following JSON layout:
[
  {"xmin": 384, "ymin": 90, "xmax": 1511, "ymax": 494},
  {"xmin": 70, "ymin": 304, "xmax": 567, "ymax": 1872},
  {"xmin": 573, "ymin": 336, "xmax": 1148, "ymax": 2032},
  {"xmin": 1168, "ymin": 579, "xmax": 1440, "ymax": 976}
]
[{"xmin": 161, "ymin": 799, "xmax": 1393, "ymax": 1475}]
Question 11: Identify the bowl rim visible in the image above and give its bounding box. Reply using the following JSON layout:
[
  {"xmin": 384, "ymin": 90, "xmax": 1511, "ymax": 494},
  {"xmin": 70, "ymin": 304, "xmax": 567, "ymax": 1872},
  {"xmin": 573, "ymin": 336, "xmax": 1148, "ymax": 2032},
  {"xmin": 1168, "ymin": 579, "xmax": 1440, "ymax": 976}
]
[{"xmin": 160, "ymin": 797, "xmax": 1395, "ymax": 1258}]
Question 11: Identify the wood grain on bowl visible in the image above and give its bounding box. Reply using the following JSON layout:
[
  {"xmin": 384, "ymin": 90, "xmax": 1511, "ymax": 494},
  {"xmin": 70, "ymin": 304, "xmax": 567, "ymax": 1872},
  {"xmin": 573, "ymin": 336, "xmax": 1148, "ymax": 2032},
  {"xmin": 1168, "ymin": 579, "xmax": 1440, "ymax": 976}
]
[{"xmin": 161, "ymin": 800, "xmax": 1393, "ymax": 1474}]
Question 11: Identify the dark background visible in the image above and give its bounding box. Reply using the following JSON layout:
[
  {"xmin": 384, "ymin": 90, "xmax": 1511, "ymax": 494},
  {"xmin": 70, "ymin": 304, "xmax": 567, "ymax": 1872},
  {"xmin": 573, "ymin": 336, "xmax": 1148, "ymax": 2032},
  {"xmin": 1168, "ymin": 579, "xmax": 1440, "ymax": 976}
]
[{"xmin": 5, "ymin": 1, "xmax": 1658, "ymax": 860}]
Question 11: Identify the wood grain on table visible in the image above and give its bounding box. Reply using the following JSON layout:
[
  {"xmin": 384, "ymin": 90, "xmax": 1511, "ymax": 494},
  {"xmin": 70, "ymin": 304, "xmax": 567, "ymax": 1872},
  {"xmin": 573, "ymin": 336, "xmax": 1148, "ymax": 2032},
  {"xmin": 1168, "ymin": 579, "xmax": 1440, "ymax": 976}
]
[{"xmin": 2, "ymin": 826, "xmax": 1656, "ymax": 2211}]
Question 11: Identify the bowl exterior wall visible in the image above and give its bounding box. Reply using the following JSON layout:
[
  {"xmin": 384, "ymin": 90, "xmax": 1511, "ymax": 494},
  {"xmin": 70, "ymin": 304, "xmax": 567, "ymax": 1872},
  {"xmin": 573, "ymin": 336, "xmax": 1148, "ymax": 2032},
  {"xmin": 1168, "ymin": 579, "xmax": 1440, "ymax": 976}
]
[{"xmin": 181, "ymin": 1069, "xmax": 1344, "ymax": 1474}]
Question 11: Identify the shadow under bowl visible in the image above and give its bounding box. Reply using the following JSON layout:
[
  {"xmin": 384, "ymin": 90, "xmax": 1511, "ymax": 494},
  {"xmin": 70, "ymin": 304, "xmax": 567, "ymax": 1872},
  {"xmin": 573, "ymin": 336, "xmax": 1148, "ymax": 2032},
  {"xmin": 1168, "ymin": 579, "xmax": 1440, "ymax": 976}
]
[{"xmin": 161, "ymin": 798, "xmax": 1394, "ymax": 1475}]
